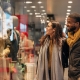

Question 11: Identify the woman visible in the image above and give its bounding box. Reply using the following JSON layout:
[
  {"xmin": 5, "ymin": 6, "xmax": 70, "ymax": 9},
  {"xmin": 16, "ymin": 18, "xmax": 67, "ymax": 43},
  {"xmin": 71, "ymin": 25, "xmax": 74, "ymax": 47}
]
[{"xmin": 36, "ymin": 21, "xmax": 69, "ymax": 80}]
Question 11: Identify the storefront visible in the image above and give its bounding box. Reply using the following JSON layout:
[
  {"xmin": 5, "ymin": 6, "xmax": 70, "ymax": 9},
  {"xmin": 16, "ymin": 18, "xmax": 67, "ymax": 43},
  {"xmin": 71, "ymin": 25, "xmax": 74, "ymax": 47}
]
[{"xmin": 0, "ymin": 0, "xmax": 40, "ymax": 80}]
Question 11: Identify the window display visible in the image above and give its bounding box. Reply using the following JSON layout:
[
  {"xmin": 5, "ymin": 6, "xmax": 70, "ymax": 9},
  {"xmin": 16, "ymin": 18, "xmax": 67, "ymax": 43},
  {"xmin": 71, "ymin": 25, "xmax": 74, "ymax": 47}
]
[{"xmin": 0, "ymin": 1, "xmax": 13, "ymax": 41}]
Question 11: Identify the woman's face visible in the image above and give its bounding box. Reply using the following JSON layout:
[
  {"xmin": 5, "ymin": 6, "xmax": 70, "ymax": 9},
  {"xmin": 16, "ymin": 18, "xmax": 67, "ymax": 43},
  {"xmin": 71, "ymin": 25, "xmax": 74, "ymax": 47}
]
[{"xmin": 46, "ymin": 22, "xmax": 55, "ymax": 36}]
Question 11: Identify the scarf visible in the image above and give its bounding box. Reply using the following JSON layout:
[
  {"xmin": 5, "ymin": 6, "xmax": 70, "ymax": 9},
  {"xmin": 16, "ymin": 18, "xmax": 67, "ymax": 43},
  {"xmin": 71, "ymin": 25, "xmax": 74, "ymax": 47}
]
[
  {"xmin": 67, "ymin": 29, "xmax": 80, "ymax": 47},
  {"xmin": 36, "ymin": 38, "xmax": 63, "ymax": 80},
  {"xmin": 48, "ymin": 39, "xmax": 53, "ymax": 69}
]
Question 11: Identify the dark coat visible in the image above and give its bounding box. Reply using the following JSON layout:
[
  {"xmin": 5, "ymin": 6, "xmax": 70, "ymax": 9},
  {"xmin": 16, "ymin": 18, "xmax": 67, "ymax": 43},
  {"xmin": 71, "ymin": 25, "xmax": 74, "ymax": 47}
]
[
  {"xmin": 68, "ymin": 38, "xmax": 80, "ymax": 79},
  {"xmin": 62, "ymin": 39, "xmax": 69, "ymax": 68},
  {"xmin": 11, "ymin": 30, "xmax": 20, "ymax": 61},
  {"xmin": 4, "ymin": 38, "xmax": 15, "ymax": 61}
]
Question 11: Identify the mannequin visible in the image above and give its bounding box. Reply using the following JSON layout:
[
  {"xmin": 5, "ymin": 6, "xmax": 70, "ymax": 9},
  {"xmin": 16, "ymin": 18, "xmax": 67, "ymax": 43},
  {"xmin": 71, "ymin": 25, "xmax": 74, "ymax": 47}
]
[
  {"xmin": 0, "ymin": 2, "xmax": 11, "ymax": 57},
  {"xmin": 11, "ymin": 16, "xmax": 20, "ymax": 61},
  {"xmin": 0, "ymin": 2, "xmax": 13, "ymax": 40},
  {"xmin": 12, "ymin": 16, "xmax": 19, "ymax": 28},
  {"xmin": 0, "ymin": 1, "xmax": 20, "ymax": 58}
]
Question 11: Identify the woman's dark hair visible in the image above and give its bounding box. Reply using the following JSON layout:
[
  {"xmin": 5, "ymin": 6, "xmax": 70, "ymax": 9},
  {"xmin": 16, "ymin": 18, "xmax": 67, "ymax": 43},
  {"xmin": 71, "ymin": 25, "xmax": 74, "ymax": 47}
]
[
  {"xmin": 51, "ymin": 21, "xmax": 63, "ymax": 45},
  {"xmin": 39, "ymin": 34, "xmax": 48, "ymax": 45},
  {"xmin": 39, "ymin": 21, "xmax": 63, "ymax": 45}
]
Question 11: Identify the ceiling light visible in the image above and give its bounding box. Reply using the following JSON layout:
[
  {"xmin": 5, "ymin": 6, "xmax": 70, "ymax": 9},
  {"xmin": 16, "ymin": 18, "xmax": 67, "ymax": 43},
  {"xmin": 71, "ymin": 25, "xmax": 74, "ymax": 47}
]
[
  {"xmin": 31, "ymin": 6, "xmax": 36, "ymax": 8},
  {"xmin": 44, "ymin": 13, "xmax": 46, "ymax": 15},
  {"xmin": 26, "ymin": 1, "xmax": 32, "ymax": 3},
  {"xmin": 66, "ymin": 13, "xmax": 70, "ymax": 16},
  {"xmin": 41, "ymin": 19, "xmax": 45, "ymax": 24},
  {"xmin": 40, "ymin": 6, "xmax": 44, "ymax": 8},
  {"xmin": 65, "ymin": 21, "xmax": 67, "ymax": 25},
  {"xmin": 38, "ymin": 1, "xmax": 42, "ymax": 4},
  {"xmin": 27, "ymin": 10, "xmax": 30, "ymax": 12},
  {"xmin": 47, "ymin": 20, "xmax": 49, "ymax": 23},
  {"xmin": 67, "ymin": 6, "xmax": 71, "ymax": 8},
  {"xmin": 67, "ymin": 9, "xmax": 71, "ymax": 12},
  {"xmin": 29, "ymin": 13, "xmax": 33, "ymax": 15},
  {"xmin": 35, "ymin": 13, "xmax": 40, "ymax": 15},
  {"xmin": 68, "ymin": 1, "xmax": 73, "ymax": 3},
  {"xmin": 36, "ymin": 15, "xmax": 41, "ymax": 17},
  {"xmin": 66, "ymin": 13, "xmax": 70, "ymax": 15},
  {"xmin": 42, "ymin": 10, "xmax": 45, "ymax": 12}
]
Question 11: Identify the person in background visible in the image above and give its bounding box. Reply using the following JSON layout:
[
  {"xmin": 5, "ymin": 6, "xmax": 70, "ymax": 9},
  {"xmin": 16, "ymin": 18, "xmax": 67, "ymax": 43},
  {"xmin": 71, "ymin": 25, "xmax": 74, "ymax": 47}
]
[
  {"xmin": 5, "ymin": 28, "xmax": 15, "ymax": 61},
  {"xmin": 36, "ymin": 21, "xmax": 69, "ymax": 80},
  {"xmin": 66, "ymin": 13, "xmax": 80, "ymax": 80},
  {"xmin": 20, "ymin": 32, "xmax": 34, "ymax": 63},
  {"xmin": 12, "ymin": 27, "xmax": 20, "ymax": 61}
]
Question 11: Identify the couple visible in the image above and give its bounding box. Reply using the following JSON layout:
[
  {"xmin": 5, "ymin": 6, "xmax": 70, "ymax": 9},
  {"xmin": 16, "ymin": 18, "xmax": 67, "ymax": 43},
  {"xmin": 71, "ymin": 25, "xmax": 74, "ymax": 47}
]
[{"xmin": 36, "ymin": 13, "xmax": 80, "ymax": 80}]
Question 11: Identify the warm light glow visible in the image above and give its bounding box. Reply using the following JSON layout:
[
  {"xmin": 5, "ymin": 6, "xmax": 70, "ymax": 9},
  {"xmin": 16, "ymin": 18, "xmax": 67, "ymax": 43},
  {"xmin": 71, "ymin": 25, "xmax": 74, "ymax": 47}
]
[
  {"xmin": 29, "ymin": 13, "xmax": 33, "ymax": 15},
  {"xmin": 36, "ymin": 15, "xmax": 41, "ymax": 17},
  {"xmin": 38, "ymin": 1, "xmax": 42, "ymax": 4},
  {"xmin": 68, "ymin": 1, "xmax": 73, "ymax": 3},
  {"xmin": 67, "ymin": 9, "xmax": 71, "ymax": 12},
  {"xmin": 47, "ymin": 20, "xmax": 49, "ymax": 23},
  {"xmin": 31, "ymin": 6, "xmax": 36, "ymax": 8},
  {"xmin": 68, "ymin": 6, "xmax": 72, "ymax": 8},
  {"xmin": 35, "ymin": 13, "xmax": 40, "ymax": 15},
  {"xmin": 65, "ymin": 20, "xmax": 67, "ymax": 25},
  {"xmin": 40, "ymin": 6, "xmax": 44, "ymax": 8},
  {"xmin": 44, "ymin": 13, "xmax": 46, "ymax": 15},
  {"xmin": 42, "ymin": 10, "xmax": 45, "ymax": 12},
  {"xmin": 27, "ymin": 10, "xmax": 30, "ymax": 12},
  {"xmin": 26, "ymin": 1, "xmax": 32, "ymax": 3},
  {"xmin": 66, "ymin": 13, "xmax": 70, "ymax": 15}
]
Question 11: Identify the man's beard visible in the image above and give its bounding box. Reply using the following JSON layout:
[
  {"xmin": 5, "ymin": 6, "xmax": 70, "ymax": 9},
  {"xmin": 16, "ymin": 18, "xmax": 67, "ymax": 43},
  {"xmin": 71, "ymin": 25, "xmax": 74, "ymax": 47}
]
[{"xmin": 68, "ymin": 26, "xmax": 76, "ymax": 32}]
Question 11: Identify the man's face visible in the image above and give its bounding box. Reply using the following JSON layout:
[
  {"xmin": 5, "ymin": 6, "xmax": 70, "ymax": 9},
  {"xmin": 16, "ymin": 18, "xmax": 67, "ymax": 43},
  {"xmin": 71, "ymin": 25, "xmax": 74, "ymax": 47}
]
[{"xmin": 66, "ymin": 17, "xmax": 79, "ymax": 32}]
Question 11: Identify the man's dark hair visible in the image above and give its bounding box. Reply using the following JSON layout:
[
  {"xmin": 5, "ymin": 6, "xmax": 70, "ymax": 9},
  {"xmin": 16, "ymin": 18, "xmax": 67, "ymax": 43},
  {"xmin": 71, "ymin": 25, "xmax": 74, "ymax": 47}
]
[{"xmin": 68, "ymin": 13, "xmax": 80, "ymax": 22}]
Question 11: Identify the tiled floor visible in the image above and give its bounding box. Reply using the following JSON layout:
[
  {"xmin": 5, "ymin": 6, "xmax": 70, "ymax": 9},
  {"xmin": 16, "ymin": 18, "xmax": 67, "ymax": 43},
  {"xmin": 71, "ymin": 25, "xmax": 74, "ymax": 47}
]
[
  {"xmin": 24, "ymin": 66, "xmax": 68, "ymax": 80},
  {"xmin": 64, "ymin": 68, "xmax": 68, "ymax": 80}
]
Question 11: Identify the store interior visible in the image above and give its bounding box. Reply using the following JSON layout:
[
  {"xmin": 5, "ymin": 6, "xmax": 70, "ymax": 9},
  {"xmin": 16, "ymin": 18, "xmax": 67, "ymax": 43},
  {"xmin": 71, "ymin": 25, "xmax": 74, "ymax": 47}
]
[{"xmin": 0, "ymin": 0, "xmax": 80, "ymax": 80}]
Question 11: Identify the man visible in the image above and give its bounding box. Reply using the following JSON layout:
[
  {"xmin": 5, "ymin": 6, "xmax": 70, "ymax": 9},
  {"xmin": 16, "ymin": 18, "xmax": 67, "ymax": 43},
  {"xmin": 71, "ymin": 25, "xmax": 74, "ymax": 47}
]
[
  {"xmin": 5, "ymin": 28, "xmax": 15, "ymax": 61},
  {"xmin": 12, "ymin": 27, "xmax": 20, "ymax": 61},
  {"xmin": 66, "ymin": 13, "xmax": 80, "ymax": 80}
]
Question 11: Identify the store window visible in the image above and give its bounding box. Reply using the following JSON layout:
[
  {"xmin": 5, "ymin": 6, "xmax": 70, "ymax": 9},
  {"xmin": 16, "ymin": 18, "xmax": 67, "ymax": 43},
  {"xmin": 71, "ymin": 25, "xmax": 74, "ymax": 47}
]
[
  {"xmin": 20, "ymin": 23, "xmax": 27, "ymax": 32},
  {"xmin": 0, "ymin": 0, "xmax": 13, "ymax": 41}
]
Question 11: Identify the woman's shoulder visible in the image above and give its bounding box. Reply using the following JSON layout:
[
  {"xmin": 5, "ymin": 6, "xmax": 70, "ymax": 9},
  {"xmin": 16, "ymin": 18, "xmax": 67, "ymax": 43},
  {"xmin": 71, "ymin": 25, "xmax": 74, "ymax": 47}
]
[{"xmin": 62, "ymin": 37, "xmax": 67, "ymax": 44}]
